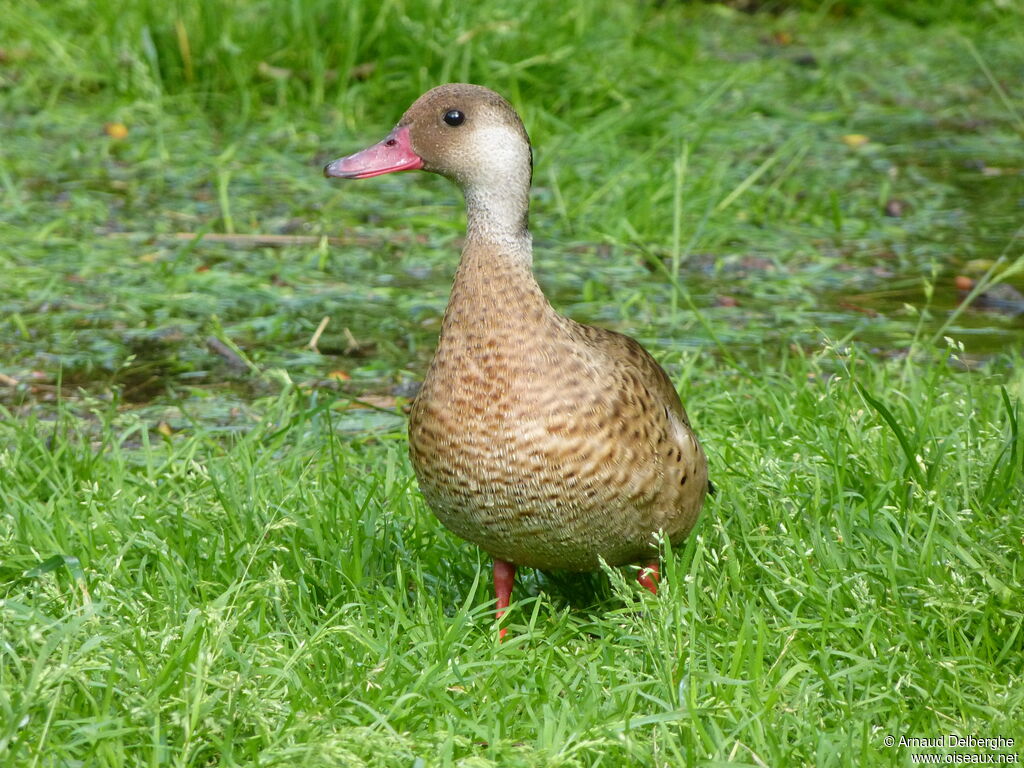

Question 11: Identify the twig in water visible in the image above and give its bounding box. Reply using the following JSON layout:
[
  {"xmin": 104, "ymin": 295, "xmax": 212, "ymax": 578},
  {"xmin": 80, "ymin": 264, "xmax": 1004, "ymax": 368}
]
[
  {"xmin": 105, "ymin": 231, "xmax": 431, "ymax": 248},
  {"xmin": 308, "ymin": 316, "xmax": 330, "ymax": 353},
  {"xmin": 207, "ymin": 336, "xmax": 249, "ymax": 371}
]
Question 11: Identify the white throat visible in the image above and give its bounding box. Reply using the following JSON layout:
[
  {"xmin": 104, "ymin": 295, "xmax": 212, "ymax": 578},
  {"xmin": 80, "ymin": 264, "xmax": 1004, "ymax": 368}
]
[{"xmin": 458, "ymin": 124, "xmax": 532, "ymax": 245}]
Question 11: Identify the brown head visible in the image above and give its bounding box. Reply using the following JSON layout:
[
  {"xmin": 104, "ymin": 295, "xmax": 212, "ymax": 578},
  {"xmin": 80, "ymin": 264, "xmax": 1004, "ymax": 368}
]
[{"xmin": 325, "ymin": 84, "xmax": 534, "ymax": 238}]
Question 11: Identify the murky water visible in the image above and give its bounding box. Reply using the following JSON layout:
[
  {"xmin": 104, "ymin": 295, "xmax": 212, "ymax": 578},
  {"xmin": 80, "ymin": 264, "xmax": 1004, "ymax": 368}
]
[{"xmin": 832, "ymin": 157, "xmax": 1024, "ymax": 357}]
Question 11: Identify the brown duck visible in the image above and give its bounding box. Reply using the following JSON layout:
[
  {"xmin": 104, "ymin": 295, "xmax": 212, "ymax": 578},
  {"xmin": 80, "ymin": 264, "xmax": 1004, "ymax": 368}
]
[{"xmin": 325, "ymin": 84, "xmax": 710, "ymax": 636}]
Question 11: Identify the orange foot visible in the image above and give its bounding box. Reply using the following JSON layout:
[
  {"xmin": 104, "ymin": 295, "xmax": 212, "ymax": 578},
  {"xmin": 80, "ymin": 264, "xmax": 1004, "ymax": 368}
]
[
  {"xmin": 637, "ymin": 561, "xmax": 660, "ymax": 594},
  {"xmin": 494, "ymin": 559, "xmax": 517, "ymax": 640}
]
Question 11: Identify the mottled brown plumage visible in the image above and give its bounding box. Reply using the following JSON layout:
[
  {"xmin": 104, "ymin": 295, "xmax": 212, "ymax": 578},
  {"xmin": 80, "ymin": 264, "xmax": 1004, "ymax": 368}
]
[{"xmin": 325, "ymin": 84, "xmax": 709, "ymax": 626}]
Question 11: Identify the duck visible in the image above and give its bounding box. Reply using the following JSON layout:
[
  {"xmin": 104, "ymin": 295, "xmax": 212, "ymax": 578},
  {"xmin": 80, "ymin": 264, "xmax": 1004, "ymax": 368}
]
[{"xmin": 324, "ymin": 83, "xmax": 710, "ymax": 637}]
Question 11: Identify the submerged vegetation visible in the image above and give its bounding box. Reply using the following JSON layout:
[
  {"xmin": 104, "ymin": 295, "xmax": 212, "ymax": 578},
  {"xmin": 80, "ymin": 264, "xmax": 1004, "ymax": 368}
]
[{"xmin": 1, "ymin": 0, "xmax": 1022, "ymax": 765}]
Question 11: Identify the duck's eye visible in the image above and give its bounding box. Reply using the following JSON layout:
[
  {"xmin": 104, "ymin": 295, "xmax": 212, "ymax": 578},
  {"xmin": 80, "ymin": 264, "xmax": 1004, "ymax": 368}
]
[{"xmin": 443, "ymin": 109, "xmax": 465, "ymax": 127}]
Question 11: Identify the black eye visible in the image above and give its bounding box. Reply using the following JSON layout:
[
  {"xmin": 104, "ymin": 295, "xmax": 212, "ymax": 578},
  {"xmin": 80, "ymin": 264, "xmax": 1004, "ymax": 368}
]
[{"xmin": 443, "ymin": 109, "xmax": 465, "ymax": 127}]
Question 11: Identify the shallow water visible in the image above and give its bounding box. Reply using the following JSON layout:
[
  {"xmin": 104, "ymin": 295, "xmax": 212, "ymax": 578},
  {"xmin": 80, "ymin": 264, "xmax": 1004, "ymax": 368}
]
[{"xmin": 831, "ymin": 154, "xmax": 1024, "ymax": 357}]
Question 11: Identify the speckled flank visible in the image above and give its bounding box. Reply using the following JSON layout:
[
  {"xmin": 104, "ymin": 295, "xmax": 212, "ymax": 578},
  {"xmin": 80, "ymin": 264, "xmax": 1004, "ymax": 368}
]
[{"xmin": 343, "ymin": 83, "xmax": 709, "ymax": 573}]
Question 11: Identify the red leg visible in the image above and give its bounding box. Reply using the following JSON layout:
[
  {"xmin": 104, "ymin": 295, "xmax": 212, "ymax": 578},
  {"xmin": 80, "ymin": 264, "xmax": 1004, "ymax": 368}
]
[
  {"xmin": 637, "ymin": 561, "xmax": 660, "ymax": 594},
  {"xmin": 493, "ymin": 559, "xmax": 517, "ymax": 640}
]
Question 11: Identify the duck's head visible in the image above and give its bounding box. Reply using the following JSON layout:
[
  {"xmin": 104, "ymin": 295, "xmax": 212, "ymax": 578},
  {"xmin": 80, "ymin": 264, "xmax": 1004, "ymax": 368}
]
[{"xmin": 324, "ymin": 83, "xmax": 532, "ymax": 192}]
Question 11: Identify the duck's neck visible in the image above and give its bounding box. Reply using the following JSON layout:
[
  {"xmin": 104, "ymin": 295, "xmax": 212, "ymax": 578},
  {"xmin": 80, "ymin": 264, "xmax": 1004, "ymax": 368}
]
[
  {"xmin": 436, "ymin": 169, "xmax": 552, "ymax": 340},
  {"xmin": 442, "ymin": 233, "xmax": 547, "ymax": 328},
  {"xmin": 440, "ymin": 226, "xmax": 552, "ymax": 344},
  {"xmin": 462, "ymin": 167, "xmax": 532, "ymax": 247}
]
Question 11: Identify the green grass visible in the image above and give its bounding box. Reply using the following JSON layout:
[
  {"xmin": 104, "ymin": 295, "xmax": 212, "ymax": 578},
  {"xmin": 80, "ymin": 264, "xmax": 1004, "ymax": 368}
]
[
  {"xmin": 2, "ymin": 0, "xmax": 1024, "ymax": 765},
  {"xmin": 2, "ymin": 348, "xmax": 1022, "ymax": 766}
]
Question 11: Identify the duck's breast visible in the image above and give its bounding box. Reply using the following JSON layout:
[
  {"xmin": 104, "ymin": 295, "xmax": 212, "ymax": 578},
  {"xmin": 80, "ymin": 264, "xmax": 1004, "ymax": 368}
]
[{"xmin": 407, "ymin": 326, "xmax": 705, "ymax": 570}]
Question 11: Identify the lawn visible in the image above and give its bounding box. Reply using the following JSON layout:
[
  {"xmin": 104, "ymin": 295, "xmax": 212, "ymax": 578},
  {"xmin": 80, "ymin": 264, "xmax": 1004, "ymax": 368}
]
[{"xmin": 1, "ymin": 0, "xmax": 1023, "ymax": 766}]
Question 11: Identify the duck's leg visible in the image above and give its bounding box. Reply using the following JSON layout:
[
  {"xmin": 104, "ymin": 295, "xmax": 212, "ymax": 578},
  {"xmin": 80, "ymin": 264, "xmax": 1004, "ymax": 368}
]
[
  {"xmin": 637, "ymin": 561, "xmax": 660, "ymax": 594},
  {"xmin": 493, "ymin": 559, "xmax": 517, "ymax": 639}
]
